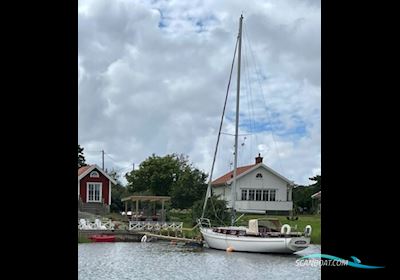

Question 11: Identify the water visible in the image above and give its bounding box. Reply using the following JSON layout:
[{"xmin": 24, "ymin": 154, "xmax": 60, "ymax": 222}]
[{"xmin": 79, "ymin": 242, "xmax": 321, "ymax": 280}]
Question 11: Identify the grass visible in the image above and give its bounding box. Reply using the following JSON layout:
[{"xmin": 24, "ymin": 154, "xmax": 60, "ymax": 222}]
[
  {"xmin": 79, "ymin": 211, "xmax": 320, "ymax": 244},
  {"xmin": 239, "ymin": 214, "xmax": 321, "ymax": 244},
  {"xmin": 170, "ymin": 213, "xmax": 321, "ymax": 244},
  {"xmin": 104, "ymin": 212, "xmax": 130, "ymax": 222},
  {"xmin": 168, "ymin": 212, "xmax": 194, "ymax": 228},
  {"xmin": 78, "ymin": 234, "xmax": 92, "ymax": 243}
]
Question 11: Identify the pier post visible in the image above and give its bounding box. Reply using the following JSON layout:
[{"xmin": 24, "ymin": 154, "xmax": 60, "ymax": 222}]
[
  {"xmin": 136, "ymin": 199, "xmax": 139, "ymax": 221},
  {"xmin": 161, "ymin": 200, "xmax": 165, "ymax": 222}
]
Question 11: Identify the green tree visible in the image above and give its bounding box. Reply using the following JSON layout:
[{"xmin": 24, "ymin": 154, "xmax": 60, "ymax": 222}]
[
  {"xmin": 170, "ymin": 164, "xmax": 208, "ymax": 209},
  {"xmin": 107, "ymin": 169, "xmax": 128, "ymax": 212},
  {"xmin": 125, "ymin": 153, "xmax": 208, "ymax": 209},
  {"xmin": 192, "ymin": 195, "xmax": 230, "ymax": 226},
  {"xmin": 78, "ymin": 144, "xmax": 87, "ymax": 168},
  {"xmin": 309, "ymin": 175, "xmax": 321, "ymax": 191},
  {"xmin": 293, "ymin": 175, "xmax": 321, "ymax": 214}
]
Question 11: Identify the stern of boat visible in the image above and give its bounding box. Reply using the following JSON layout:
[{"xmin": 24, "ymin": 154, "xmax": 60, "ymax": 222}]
[{"xmin": 287, "ymin": 236, "xmax": 311, "ymax": 252}]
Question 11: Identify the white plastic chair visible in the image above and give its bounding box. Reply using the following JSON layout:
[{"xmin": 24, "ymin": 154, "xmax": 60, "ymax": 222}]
[{"xmin": 79, "ymin": 219, "xmax": 92, "ymax": 230}]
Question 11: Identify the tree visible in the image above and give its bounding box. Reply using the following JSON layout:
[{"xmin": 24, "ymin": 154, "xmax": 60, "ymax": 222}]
[
  {"xmin": 78, "ymin": 144, "xmax": 87, "ymax": 168},
  {"xmin": 309, "ymin": 175, "xmax": 321, "ymax": 191},
  {"xmin": 169, "ymin": 165, "xmax": 208, "ymax": 209},
  {"xmin": 107, "ymin": 169, "xmax": 128, "ymax": 212},
  {"xmin": 293, "ymin": 175, "xmax": 321, "ymax": 214},
  {"xmin": 125, "ymin": 153, "xmax": 208, "ymax": 209},
  {"xmin": 192, "ymin": 195, "xmax": 230, "ymax": 226}
]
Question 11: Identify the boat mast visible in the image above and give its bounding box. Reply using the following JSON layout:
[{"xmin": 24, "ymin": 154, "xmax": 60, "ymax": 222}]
[{"xmin": 231, "ymin": 14, "xmax": 243, "ymax": 226}]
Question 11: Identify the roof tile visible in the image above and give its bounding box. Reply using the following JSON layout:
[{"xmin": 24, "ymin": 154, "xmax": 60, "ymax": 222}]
[{"xmin": 212, "ymin": 164, "xmax": 256, "ymax": 186}]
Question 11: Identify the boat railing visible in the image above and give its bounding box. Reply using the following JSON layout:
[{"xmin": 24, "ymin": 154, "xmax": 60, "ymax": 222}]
[
  {"xmin": 128, "ymin": 221, "xmax": 183, "ymax": 232},
  {"xmin": 197, "ymin": 218, "xmax": 211, "ymax": 228}
]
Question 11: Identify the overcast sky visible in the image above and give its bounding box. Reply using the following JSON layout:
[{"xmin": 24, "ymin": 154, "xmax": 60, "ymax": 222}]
[{"xmin": 78, "ymin": 0, "xmax": 321, "ymax": 186}]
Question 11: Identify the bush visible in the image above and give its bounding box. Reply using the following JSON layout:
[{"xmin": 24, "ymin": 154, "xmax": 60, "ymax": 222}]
[{"xmin": 192, "ymin": 195, "xmax": 230, "ymax": 226}]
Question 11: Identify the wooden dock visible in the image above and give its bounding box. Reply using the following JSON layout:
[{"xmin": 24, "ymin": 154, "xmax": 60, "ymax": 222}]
[
  {"xmin": 78, "ymin": 229, "xmax": 144, "ymax": 242},
  {"xmin": 137, "ymin": 231, "xmax": 203, "ymax": 246},
  {"xmin": 78, "ymin": 229, "xmax": 203, "ymax": 246}
]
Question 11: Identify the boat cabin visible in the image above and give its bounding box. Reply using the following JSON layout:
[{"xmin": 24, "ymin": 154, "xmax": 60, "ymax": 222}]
[{"xmin": 212, "ymin": 219, "xmax": 301, "ymax": 238}]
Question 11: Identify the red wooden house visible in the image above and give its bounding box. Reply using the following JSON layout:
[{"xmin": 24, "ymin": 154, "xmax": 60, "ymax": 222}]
[{"xmin": 78, "ymin": 164, "xmax": 117, "ymax": 214}]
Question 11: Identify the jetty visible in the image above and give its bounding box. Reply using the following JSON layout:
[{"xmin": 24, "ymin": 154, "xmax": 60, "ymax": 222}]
[{"xmin": 78, "ymin": 218, "xmax": 203, "ymax": 246}]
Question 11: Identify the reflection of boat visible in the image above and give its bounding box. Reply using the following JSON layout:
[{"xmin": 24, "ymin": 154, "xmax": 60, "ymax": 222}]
[
  {"xmin": 197, "ymin": 15, "xmax": 312, "ymax": 254},
  {"xmin": 89, "ymin": 235, "xmax": 115, "ymax": 242}
]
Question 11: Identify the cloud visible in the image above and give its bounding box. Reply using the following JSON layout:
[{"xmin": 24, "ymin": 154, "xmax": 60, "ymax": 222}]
[{"xmin": 78, "ymin": 0, "xmax": 321, "ymax": 185}]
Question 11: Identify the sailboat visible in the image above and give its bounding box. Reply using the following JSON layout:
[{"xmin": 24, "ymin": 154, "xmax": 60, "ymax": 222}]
[{"xmin": 197, "ymin": 15, "xmax": 312, "ymax": 254}]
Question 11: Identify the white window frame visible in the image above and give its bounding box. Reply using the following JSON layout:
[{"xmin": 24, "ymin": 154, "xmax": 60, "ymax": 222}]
[
  {"xmin": 241, "ymin": 189, "xmax": 248, "ymax": 200},
  {"xmin": 269, "ymin": 189, "xmax": 276, "ymax": 201},
  {"xmin": 255, "ymin": 189, "xmax": 262, "ymax": 201},
  {"xmin": 262, "ymin": 189, "xmax": 269, "ymax": 201},
  {"xmin": 248, "ymin": 189, "xmax": 255, "ymax": 201},
  {"xmin": 90, "ymin": 171, "xmax": 100, "ymax": 178},
  {"xmin": 86, "ymin": 182, "xmax": 102, "ymax": 202}
]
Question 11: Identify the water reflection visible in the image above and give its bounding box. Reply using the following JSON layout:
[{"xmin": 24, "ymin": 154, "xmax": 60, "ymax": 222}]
[{"xmin": 79, "ymin": 242, "xmax": 321, "ymax": 280}]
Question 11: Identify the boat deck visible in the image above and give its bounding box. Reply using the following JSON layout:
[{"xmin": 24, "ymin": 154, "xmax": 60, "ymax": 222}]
[{"xmin": 212, "ymin": 228, "xmax": 304, "ymax": 238}]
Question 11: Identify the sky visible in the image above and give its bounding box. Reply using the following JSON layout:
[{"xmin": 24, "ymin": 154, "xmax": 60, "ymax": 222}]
[{"xmin": 78, "ymin": 0, "xmax": 321, "ymax": 186}]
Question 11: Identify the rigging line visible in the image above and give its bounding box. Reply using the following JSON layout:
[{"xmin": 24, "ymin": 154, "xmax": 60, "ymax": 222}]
[
  {"xmin": 244, "ymin": 23, "xmax": 284, "ymax": 172},
  {"xmin": 247, "ymin": 58, "xmax": 260, "ymax": 160},
  {"xmin": 241, "ymin": 28, "xmax": 254, "ymax": 163},
  {"xmin": 201, "ymin": 35, "xmax": 239, "ymax": 219},
  {"xmin": 104, "ymin": 154, "xmax": 133, "ymax": 170},
  {"xmin": 104, "ymin": 153, "xmax": 119, "ymax": 164},
  {"xmin": 242, "ymin": 28, "xmax": 258, "ymax": 159},
  {"xmin": 221, "ymin": 132, "xmax": 252, "ymax": 136},
  {"xmin": 242, "ymin": 42, "xmax": 253, "ymax": 166},
  {"xmin": 242, "ymin": 28, "xmax": 253, "ymax": 134},
  {"xmin": 210, "ymin": 195, "xmax": 227, "ymax": 226},
  {"xmin": 245, "ymin": 32, "xmax": 260, "ymax": 155},
  {"xmin": 84, "ymin": 150, "xmax": 102, "ymax": 153}
]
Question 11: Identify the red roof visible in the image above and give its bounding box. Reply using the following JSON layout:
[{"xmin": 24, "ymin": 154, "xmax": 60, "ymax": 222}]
[
  {"xmin": 78, "ymin": 165, "xmax": 92, "ymax": 176},
  {"xmin": 212, "ymin": 164, "xmax": 256, "ymax": 186}
]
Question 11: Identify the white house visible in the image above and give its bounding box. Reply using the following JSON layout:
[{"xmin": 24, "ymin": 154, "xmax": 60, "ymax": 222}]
[{"xmin": 212, "ymin": 154, "xmax": 294, "ymax": 215}]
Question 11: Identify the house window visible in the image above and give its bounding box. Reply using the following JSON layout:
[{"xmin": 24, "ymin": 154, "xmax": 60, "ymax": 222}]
[
  {"xmin": 263, "ymin": 190, "xmax": 269, "ymax": 201},
  {"xmin": 87, "ymin": 183, "xmax": 102, "ymax": 202},
  {"xmin": 248, "ymin": 189, "xmax": 255, "ymax": 201},
  {"xmin": 90, "ymin": 171, "xmax": 99, "ymax": 178},
  {"xmin": 270, "ymin": 190, "xmax": 276, "ymax": 201},
  {"xmin": 241, "ymin": 189, "xmax": 247, "ymax": 200},
  {"xmin": 256, "ymin": 173, "xmax": 263, "ymax": 179},
  {"xmin": 256, "ymin": 190, "xmax": 262, "ymax": 201}
]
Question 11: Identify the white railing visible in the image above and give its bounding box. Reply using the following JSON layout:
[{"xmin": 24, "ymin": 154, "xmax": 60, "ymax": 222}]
[
  {"xmin": 128, "ymin": 221, "xmax": 183, "ymax": 232},
  {"xmin": 78, "ymin": 218, "xmax": 115, "ymax": 230},
  {"xmin": 197, "ymin": 218, "xmax": 211, "ymax": 228}
]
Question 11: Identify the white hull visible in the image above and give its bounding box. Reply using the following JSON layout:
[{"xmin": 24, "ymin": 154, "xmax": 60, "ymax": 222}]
[{"xmin": 200, "ymin": 227, "xmax": 310, "ymax": 254}]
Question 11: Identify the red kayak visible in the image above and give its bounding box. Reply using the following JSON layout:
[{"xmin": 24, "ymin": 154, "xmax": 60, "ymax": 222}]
[{"xmin": 89, "ymin": 235, "xmax": 115, "ymax": 242}]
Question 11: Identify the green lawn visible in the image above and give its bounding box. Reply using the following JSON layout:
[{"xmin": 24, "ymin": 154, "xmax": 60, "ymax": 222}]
[
  {"xmin": 238, "ymin": 214, "xmax": 321, "ymax": 244},
  {"xmin": 169, "ymin": 213, "xmax": 321, "ymax": 244},
  {"xmin": 86, "ymin": 211, "xmax": 321, "ymax": 244},
  {"xmin": 78, "ymin": 234, "xmax": 92, "ymax": 243}
]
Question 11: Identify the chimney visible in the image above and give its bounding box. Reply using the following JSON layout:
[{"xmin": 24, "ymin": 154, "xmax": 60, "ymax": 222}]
[{"xmin": 255, "ymin": 153, "xmax": 263, "ymax": 164}]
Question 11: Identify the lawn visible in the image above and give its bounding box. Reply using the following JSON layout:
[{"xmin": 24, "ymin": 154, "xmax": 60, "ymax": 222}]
[
  {"xmin": 78, "ymin": 234, "xmax": 92, "ymax": 243},
  {"xmin": 237, "ymin": 214, "xmax": 321, "ymax": 244},
  {"xmin": 169, "ymin": 212, "xmax": 321, "ymax": 244},
  {"xmin": 84, "ymin": 211, "xmax": 321, "ymax": 244}
]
